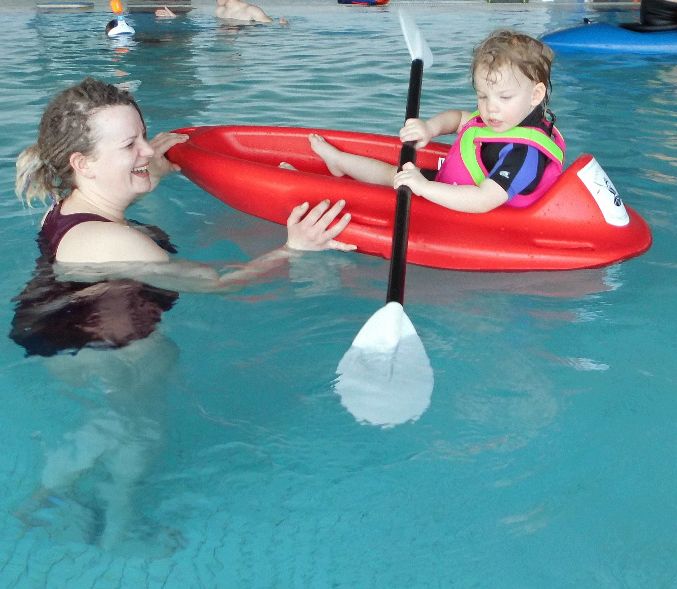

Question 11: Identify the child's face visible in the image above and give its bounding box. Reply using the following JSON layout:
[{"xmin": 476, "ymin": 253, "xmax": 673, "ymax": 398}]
[{"xmin": 473, "ymin": 63, "xmax": 546, "ymax": 133}]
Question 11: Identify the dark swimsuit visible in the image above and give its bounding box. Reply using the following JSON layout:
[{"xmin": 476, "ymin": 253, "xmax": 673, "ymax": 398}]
[
  {"xmin": 10, "ymin": 201, "xmax": 179, "ymax": 357},
  {"xmin": 38, "ymin": 202, "xmax": 111, "ymax": 262}
]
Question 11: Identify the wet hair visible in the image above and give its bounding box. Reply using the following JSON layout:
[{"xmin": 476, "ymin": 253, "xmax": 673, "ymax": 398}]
[
  {"xmin": 15, "ymin": 77, "xmax": 145, "ymax": 205},
  {"xmin": 471, "ymin": 30, "xmax": 554, "ymax": 106}
]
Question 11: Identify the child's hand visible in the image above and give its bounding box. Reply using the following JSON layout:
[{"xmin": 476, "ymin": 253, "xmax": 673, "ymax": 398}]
[
  {"xmin": 393, "ymin": 162, "xmax": 428, "ymax": 194},
  {"xmin": 399, "ymin": 118, "xmax": 431, "ymax": 149}
]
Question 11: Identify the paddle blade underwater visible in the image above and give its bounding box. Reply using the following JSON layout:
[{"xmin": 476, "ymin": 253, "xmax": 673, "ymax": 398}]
[
  {"xmin": 334, "ymin": 302, "xmax": 433, "ymax": 428},
  {"xmin": 334, "ymin": 11, "xmax": 434, "ymax": 427}
]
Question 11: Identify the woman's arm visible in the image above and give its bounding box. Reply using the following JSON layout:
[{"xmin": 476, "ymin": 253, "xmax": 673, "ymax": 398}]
[{"xmin": 54, "ymin": 200, "xmax": 356, "ymax": 292}]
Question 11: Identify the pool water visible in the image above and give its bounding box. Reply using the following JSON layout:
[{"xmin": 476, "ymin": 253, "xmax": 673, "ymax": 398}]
[{"xmin": 1, "ymin": 1, "xmax": 676, "ymax": 587}]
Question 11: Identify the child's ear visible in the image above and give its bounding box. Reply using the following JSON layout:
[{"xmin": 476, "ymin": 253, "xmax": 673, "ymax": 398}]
[
  {"xmin": 531, "ymin": 82, "xmax": 547, "ymax": 107},
  {"xmin": 69, "ymin": 152, "xmax": 94, "ymax": 179}
]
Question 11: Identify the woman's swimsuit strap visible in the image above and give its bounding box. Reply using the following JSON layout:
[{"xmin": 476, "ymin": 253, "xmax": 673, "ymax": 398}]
[{"xmin": 39, "ymin": 200, "xmax": 111, "ymax": 261}]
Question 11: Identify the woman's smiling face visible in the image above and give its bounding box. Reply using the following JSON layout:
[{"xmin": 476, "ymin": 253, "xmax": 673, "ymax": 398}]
[
  {"xmin": 86, "ymin": 104, "xmax": 155, "ymax": 201},
  {"xmin": 473, "ymin": 63, "xmax": 546, "ymax": 132}
]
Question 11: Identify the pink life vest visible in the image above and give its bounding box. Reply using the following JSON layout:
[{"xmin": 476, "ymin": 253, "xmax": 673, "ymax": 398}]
[{"xmin": 435, "ymin": 112, "xmax": 566, "ymax": 208}]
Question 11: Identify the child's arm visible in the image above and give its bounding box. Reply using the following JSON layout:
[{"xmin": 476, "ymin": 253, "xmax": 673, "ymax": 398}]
[
  {"xmin": 400, "ymin": 110, "xmax": 474, "ymax": 149},
  {"xmin": 394, "ymin": 163, "xmax": 508, "ymax": 213}
]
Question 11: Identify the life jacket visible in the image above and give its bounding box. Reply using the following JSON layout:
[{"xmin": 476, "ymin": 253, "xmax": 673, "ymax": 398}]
[{"xmin": 435, "ymin": 111, "xmax": 566, "ymax": 208}]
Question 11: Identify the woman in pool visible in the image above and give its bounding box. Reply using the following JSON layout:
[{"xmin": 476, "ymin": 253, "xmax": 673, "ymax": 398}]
[
  {"xmin": 309, "ymin": 30, "xmax": 565, "ymax": 214},
  {"xmin": 11, "ymin": 77, "xmax": 354, "ymax": 549},
  {"xmin": 15, "ymin": 78, "xmax": 352, "ymax": 275},
  {"xmin": 12, "ymin": 77, "xmax": 354, "ymax": 356}
]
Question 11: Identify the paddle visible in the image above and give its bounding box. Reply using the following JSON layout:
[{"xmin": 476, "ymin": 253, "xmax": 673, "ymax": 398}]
[{"xmin": 334, "ymin": 11, "xmax": 434, "ymax": 428}]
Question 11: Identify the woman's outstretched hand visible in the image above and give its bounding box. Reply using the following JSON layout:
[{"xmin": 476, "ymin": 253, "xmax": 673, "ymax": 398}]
[{"xmin": 286, "ymin": 199, "xmax": 356, "ymax": 251}]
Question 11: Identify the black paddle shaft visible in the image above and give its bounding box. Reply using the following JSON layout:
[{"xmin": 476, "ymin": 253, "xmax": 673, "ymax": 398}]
[{"xmin": 386, "ymin": 58, "xmax": 424, "ymax": 305}]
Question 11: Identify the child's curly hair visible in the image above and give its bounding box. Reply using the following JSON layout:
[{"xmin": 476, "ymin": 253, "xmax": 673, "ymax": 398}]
[{"xmin": 471, "ymin": 30, "xmax": 555, "ymax": 105}]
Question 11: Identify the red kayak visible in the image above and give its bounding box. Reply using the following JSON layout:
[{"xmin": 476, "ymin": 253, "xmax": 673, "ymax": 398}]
[
  {"xmin": 167, "ymin": 125, "xmax": 652, "ymax": 271},
  {"xmin": 337, "ymin": 0, "xmax": 389, "ymax": 5}
]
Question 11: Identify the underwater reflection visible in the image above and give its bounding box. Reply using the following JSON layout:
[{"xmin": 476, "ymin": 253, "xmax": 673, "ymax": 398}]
[{"xmin": 10, "ymin": 244, "xmax": 183, "ymax": 554}]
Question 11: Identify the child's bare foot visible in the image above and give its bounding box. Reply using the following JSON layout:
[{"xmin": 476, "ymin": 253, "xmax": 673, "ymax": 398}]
[{"xmin": 309, "ymin": 134, "xmax": 345, "ymax": 177}]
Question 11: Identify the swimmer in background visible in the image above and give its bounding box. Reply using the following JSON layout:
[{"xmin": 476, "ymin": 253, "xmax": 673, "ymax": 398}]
[
  {"xmin": 105, "ymin": 17, "xmax": 135, "ymax": 37},
  {"xmin": 308, "ymin": 30, "xmax": 565, "ymax": 214},
  {"xmin": 155, "ymin": 5, "xmax": 177, "ymax": 18},
  {"xmin": 215, "ymin": 0, "xmax": 288, "ymax": 25}
]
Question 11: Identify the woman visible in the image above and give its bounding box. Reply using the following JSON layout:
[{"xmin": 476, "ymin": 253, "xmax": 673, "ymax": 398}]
[
  {"xmin": 12, "ymin": 77, "xmax": 355, "ymax": 355},
  {"xmin": 11, "ymin": 78, "xmax": 355, "ymax": 549},
  {"xmin": 15, "ymin": 77, "xmax": 353, "ymax": 271}
]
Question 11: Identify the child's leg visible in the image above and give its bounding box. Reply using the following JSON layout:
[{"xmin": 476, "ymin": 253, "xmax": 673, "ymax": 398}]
[{"xmin": 310, "ymin": 134, "xmax": 397, "ymax": 186}]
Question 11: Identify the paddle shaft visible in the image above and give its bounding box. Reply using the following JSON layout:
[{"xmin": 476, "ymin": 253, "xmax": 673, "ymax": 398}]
[{"xmin": 386, "ymin": 57, "xmax": 424, "ymax": 305}]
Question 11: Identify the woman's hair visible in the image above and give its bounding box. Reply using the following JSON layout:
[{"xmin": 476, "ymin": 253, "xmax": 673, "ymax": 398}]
[
  {"xmin": 471, "ymin": 30, "xmax": 555, "ymax": 105},
  {"xmin": 15, "ymin": 77, "xmax": 145, "ymax": 205}
]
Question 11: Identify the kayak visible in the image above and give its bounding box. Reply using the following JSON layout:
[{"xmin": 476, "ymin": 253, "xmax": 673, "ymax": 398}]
[
  {"xmin": 337, "ymin": 0, "xmax": 389, "ymax": 5},
  {"xmin": 166, "ymin": 125, "xmax": 652, "ymax": 272},
  {"xmin": 542, "ymin": 22, "xmax": 677, "ymax": 54}
]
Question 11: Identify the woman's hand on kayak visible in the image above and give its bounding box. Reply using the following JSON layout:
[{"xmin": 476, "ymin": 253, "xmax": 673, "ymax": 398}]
[
  {"xmin": 286, "ymin": 199, "xmax": 356, "ymax": 252},
  {"xmin": 148, "ymin": 132, "xmax": 189, "ymax": 189}
]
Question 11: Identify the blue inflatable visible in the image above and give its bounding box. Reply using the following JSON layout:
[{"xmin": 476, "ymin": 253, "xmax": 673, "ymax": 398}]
[{"xmin": 542, "ymin": 22, "xmax": 677, "ymax": 55}]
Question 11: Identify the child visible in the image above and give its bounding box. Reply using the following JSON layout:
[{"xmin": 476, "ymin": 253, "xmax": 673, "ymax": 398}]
[{"xmin": 310, "ymin": 30, "xmax": 565, "ymax": 213}]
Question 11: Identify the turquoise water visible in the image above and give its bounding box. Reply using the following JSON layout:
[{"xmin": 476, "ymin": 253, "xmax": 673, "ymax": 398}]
[{"xmin": 1, "ymin": 1, "xmax": 676, "ymax": 587}]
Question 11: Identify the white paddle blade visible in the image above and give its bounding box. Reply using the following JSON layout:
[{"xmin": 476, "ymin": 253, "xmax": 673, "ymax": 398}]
[
  {"xmin": 398, "ymin": 10, "xmax": 433, "ymax": 69},
  {"xmin": 334, "ymin": 302, "xmax": 434, "ymax": 428}
]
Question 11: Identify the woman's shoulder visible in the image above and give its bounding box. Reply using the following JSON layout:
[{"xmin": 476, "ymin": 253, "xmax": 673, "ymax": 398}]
[
  {"xmin": 39, "ymin": 201, "xmax": 110, "ymax": 262},
  {"xmin": 56, "ymin": 221, "xmax": 172, "ymax": 263}
]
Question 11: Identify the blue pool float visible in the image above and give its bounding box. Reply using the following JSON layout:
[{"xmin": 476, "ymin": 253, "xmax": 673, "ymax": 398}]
[{"xmin": 542, "ymin": 22, "xmax": 677, "ymax": 54}]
